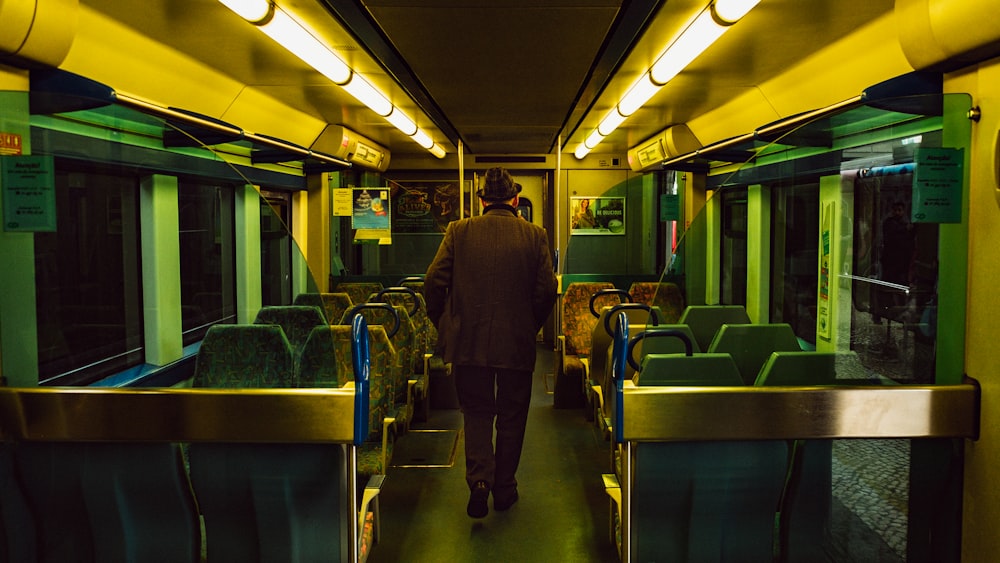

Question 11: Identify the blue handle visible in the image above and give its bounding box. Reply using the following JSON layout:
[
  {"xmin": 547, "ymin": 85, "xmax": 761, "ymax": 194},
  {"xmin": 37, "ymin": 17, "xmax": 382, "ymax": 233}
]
[
  {"xmin": 612, "ymin": 311, "xmax": 629, "ymax": 445},
  {"xmin": 351, "ymin": 314, "xmax": 371, "ymax": 446}
]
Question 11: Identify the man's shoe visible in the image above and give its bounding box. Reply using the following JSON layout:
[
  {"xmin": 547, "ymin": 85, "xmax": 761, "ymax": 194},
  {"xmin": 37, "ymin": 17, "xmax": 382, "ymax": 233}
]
[
  {"xmin": 467, "ymin": 481, "xmax": 490, "ymax": 518},
  {"xmin": 494, "ymin": 489, "xmax": 519, "ymax": 511}
]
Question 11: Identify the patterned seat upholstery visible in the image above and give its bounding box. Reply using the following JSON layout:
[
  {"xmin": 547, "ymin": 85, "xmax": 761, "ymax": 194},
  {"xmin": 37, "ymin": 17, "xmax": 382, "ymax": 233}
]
[
  {"xmin": 300, "ymin": 323, "xmax": 396, "ymax": 480},
  {"xmin": 334, "ymin": 282, "xmax": 385, "ymax": 310},
  {"xmin": 253, "ymin": 305, "xmax": 327, "ymax": 359},
  {"xmin": 555, "ymin": 282, "xmax": 617, "ymax": 409},
  {"xmin": 343, "ymin": 304, "xmax": 416, "ymax": 431},
  {"xmin": 628, "ymin": 282, "xmax": 685, "ymax": 324},
  {"xmin": 376, "ymin": 288, "xmax": 433, "ymax": 421},
  {"xmin": 293, "ymin": 292, "xmax": 354, "ymax": 325},
  {"xmin": 193, "ymin": 325, "xmax": 295, "ymax": 388},
  {"xmin": 357, "ymin": 325, "xmax": 398, "ymax": 478},
  {"xmin": 297, "ymin": 326, "xmax": 350, "ymax": 388}
]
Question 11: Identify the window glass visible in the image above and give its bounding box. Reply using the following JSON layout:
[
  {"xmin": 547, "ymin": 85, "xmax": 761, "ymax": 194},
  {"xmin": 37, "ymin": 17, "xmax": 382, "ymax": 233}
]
[
  {"xmin": 178, "ymin": 181, "xmax": 235, "ymax": 344},
  {"xmin": 720, "ymin": 188, "xmax": 748, "ymax": 306},
  {"xmin": 771, "ymin": 182, "xmax": 819, "ymax": 343},
  {"xmin": 35, "ymin": 164, "xmax": 143, "ymax": 384}
]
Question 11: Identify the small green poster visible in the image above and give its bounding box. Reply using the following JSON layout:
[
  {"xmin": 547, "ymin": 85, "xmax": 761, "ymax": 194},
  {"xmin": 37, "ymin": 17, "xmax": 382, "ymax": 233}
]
[
  {"xmin": 2, "ymin": 155, "xmax": 56, "ymax": 232},
  {"xmin": 912, "ymin": 147, "xmax": 963, "ymax": 224}
]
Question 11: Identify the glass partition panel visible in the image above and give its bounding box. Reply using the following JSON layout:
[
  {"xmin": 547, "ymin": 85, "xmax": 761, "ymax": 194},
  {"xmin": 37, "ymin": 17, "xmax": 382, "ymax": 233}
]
[
  {"xmin": 654, "ymin": 92, "xmax": 971, "ymax": 560},
  {"xmin": 662, "ymin": 92, "xmax": 970, "ymax": 383},
  {"xmin": 24, "ymin": 100, "xmax": 321, "ymax": 385}
]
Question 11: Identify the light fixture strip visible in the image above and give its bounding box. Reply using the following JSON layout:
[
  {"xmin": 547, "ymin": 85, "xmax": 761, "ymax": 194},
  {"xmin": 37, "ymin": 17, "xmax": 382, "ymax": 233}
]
[
  {"xmin": 219, "ymin": 0, "xmax": 445, "ymax": 157},
  {"xmin": 573, "ymin": 0, "xmax": 759, "ymax": 159}
]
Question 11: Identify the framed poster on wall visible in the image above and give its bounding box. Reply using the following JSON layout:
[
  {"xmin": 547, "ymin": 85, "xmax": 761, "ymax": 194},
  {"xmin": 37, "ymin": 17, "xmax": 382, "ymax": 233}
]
[
  {"xmin": 352, "ymin": 187, "xmax": 390, "ymax": 241},
  {"xmin": 570, "ymin": 196, "xmax": 624, "ymax": 235},
  {"xmin": 388, "ymin": 180, "xmax": 469, "ymax": 233}
]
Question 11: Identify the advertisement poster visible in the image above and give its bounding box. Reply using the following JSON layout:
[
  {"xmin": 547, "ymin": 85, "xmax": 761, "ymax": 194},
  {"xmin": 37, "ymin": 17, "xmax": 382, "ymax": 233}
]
[
  {"xmin": 352, "ymin": 187, "xmax": 390, "ymax": 242},
  {"xmin": 570, "ymin": 196, "xmax": 625, "ymax": 235},
  {"xmin": 388, "ymin": 180, "xmax": 465, "ymax": 233}
]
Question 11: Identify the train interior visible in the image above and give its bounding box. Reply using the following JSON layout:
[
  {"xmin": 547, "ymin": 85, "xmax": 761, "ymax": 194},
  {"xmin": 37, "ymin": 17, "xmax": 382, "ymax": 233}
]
[{"xmin": 1, "ymin": 0, "xmax": 996, "ymax": 562}]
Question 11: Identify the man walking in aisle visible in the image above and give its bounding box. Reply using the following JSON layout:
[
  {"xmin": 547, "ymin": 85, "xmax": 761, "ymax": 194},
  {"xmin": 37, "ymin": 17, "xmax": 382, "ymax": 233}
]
[{"xmin": 424, "ymin": 166, "xmax": 558, "ymax": 518}]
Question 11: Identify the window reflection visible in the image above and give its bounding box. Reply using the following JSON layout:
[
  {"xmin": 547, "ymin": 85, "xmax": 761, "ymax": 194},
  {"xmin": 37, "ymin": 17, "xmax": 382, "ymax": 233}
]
[
  {"xmin": 178, "ymin": 181, "xmax": 235, "ymax": 345},
  {"xmin": 35, "ymin": 165, "xmax": 143, "ymax": 384}
]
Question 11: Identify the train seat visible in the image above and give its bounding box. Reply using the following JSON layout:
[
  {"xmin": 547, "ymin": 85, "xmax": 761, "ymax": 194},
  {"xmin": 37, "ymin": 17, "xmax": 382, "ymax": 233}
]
[
  {"xmin": 623, "ymin": 324, "xmax": 700, "ymax": 381},
  {"xmin": 627, "ymin": 281, "xmax": 685, "ymax": 324},
  {"xmin": 556, "ymin": 282, "xmax": 616, "ymax": 409},
  {"xmin": 342, "ymin": 303, "xmax": 415, "ymax": 432},
  {"xmin": 0, "ymin": 445, "xmax": 35, "ymax": 562},
  {"xmin": 298, "ymin": 324, "xmax": 397, "ymax": 479},
  {"xmin": 624, "ymin": 356, "xmax": 787, "ymax": 561},
  {"xmin": 334, "ymin": 282, "xmax": 385, "ymax": 310},
  {"xmin": 591, "ymin": 302, "xmax": 661, "ymax": 431},
  {"xmin": 707, "ymin": 323, "xmax": 803, "ymax": 385},
  {"xmin": 374, "ymin": 287, "xmax": 434, "ymax": 422},
  {"xmin": 253, "ymin": 305, "xmax": 328, "ymax": 359},
  {"xmin": 15, "ymin": 442, "xmax": 201, "ymax": 563},
  {"xmin": 635, "ymin": 352, "xmax": 739, "ymax": 386},
  {"xmin": 80, "ymin": 443, "xmax": 201, "ymax": 562},
  {"xmin": 193, "ymin": 324, "xmax": 295, "ymax": 388},
  {"xmin": 677, "ymin": 305, "xmax": 752, "ymax": 352},
  {"xmin": 754, "ymin": 350, "xmax": 865, "ymax": 562},
  {"xmin": 293, "ymin": 292, "xmax": 355, "ymax": 325}
]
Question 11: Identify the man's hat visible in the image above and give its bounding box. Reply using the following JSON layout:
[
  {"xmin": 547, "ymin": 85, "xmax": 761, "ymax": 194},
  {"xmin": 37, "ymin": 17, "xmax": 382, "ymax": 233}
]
[{"xmin": 477, "ymin": 167, "xmax": 521, "ymax": 201}]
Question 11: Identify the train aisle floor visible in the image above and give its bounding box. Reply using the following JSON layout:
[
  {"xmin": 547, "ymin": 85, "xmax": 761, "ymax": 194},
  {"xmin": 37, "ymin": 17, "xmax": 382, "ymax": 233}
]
[{"xmin": 367, "ymin": 343, "xmax": 619, "ymax": 563}]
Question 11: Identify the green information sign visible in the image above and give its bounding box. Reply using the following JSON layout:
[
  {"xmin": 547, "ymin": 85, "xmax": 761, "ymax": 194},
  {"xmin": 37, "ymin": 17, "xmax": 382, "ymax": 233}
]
[
  {"xmin": 2, "ymin": 155, "xmax": 56, "ymax": 232},
  {"xmin": 912, "ymin": 147, "xmax": 963, "ymax": 224},
  {"xmin": 660, "ymin": 193, "xmax": 680, "ymax": 222}
]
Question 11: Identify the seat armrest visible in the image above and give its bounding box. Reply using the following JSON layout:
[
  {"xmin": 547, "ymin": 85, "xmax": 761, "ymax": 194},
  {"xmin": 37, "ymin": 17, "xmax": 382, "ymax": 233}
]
[{"xmin": 359, "ymin": 474, "xmax": 386, "ymax": 545}]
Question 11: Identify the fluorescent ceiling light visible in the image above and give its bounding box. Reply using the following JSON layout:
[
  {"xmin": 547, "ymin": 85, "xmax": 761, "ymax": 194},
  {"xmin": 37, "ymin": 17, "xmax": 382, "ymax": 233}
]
[
  {"xmin": 218, "ymin": 0, "xmax": 271, "ymax": 23},
  {"xmin": 429, "ymin": 143, "xmax": 447, "ymax": 159},
  {"xmin": 342, "ymin": 74, "xmax": 393, "ymax": 116},
  {"xmin": 573, "ymin": 0, "xmax": 759, "ymax": 159},
  {"xmin": 258, "ymin": 7, "xmax": 351, "ymax": 84},
  {"xmin": 713, "ymin": 0, "xmax": 761, "ymax": 24},
  {"xmin": 584, "ymin": 129, "xmax": 605, "ymax": 150},
  {"xmin": 385, "ymin": 107, "xmax": 418, "ymax": 136},
  {"xmin": 650, "ymin": 10, "xmax": 726, "ymax": 85},
  {"xmin": 220, "ymin": 0, "xmax": 445, "ymax": 158},
  {"xmin": 598, "ymin": 108, "xmax": 627, "ymax": 136},
  {"xmin": 411, "ymin": 129, "xmax": 434, "ymax": 150},
  {"xmin": 618, "ymin": 74, "xmax": 661, "ymax": 116}
]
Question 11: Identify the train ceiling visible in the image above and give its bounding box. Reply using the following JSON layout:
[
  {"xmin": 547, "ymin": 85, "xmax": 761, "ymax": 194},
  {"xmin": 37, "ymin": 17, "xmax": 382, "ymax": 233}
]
[{"xmin": 81, "ymin": 0, "xmax": 896, "ymax": 158}]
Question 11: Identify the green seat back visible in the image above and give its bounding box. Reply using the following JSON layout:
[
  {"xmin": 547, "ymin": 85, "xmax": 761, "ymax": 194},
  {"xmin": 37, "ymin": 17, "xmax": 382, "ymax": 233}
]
[
  {"xmin": 193, "ymin": 325, "xmax": 295, "ymax": 388},
  {"xmin": 707, "ymin": 323, "xmax": 802, "ymax": 385},
  {"xmin": 253, "ymin": 305, "xmax": 327, "ymax": 357},
  {"xmin": 637, "ymin": 353, "xmax": 742, "ymax": 386},
  {"xmin": 189, "ymin": 443, "xmax": 348, "ymax": 562},
  {"xmin": 678, "ymin": 305, "xmax": 752, "ymax": 352},
  {"xmin": 631, "ymin": 362, "xmax": 786, "ymax": 561},
  {"xmin": 293, "ymin": 292, "xmax": 354, "ymax": 325}
]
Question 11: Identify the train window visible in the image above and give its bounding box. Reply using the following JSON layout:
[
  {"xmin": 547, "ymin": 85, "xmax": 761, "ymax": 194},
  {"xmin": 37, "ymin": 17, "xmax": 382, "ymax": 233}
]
[
  {"xmin": 260, "ymin": 190, "xmax": 292, "ymax": 306},
  {"xmin": 178, "ymin": 181, "xmax": 236, "ymax": 344},
  {"xmin": 35, "ymin": 166, "xmax": 144, "ymax": 385},
  {"xmin": 720, "ymin": 188, "xmax": 748, "ymax": 307},
  {"xmin": 770, "ymin": 181, "xmax": 820, "ymax": 344}
]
